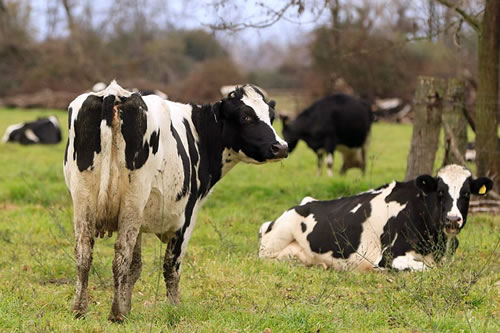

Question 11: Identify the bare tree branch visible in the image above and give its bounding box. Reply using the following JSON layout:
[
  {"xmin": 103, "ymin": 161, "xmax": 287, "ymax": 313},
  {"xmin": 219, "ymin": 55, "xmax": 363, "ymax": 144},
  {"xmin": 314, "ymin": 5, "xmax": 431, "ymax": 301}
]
[
  {"xmin": 462, "ymin": 105, "xmax": 476, "ymax": 133},
  {"xmin": 434, "ymin": 0, "xmax": 480, "ymax": 33},
  {"xmin": 61, "ymin": 0, "xmax": 76, "ymax": 35},
  {"xmin": 208, "ymin": 2, "xmax": 296, "ymax": 31},
  {"xmin": 207, "ymin": 0, "xmax": 330, "ymax": 32},
  {"xmin": 442, "ymin": 121, "xmax": 468, "ymax": 166}
]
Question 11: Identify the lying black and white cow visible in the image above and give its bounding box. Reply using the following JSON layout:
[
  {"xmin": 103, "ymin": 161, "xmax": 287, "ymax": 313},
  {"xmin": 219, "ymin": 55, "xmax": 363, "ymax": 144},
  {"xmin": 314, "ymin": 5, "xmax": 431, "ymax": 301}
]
[
  {"xmin": 64, "ymin": 81, "xmax": 287, "ymax": 321},
  {"xmin": 2, "ymin": 116, "xmax": 62, "ymax": 144},
  {"xmin": 259, "ymin": 164, "xmax": 492, "ymax": 271},
  {"xmin": 281, "ymin": 94, "xmax": 373, "ymax": 176}
]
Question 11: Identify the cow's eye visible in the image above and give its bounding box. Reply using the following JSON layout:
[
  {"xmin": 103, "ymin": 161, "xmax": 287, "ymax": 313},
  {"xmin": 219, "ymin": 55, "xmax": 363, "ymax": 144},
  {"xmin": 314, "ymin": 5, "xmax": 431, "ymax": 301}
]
[
  {"xmin": 437, "ymin": 190, "xmax": 444, "ymax": 197},
  {"xmin": 242, "ymin": 115, "xmax": 252, "ymax": 123},
  {"xmin": 464, "ymin": 192, "xmax": 470, "ymax": 198}
]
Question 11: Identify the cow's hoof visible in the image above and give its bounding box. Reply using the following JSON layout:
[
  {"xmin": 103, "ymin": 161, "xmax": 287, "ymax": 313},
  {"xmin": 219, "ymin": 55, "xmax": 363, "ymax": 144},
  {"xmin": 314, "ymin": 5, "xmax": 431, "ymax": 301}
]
[
  {"xmin": 167, "ymin": 293, "xmax": 180, "ymax": 305},
  {"xmin": 72, "ymin": 304, "xmax": 87, "ymax": 319},
  {"xmin": 73, "ymin": 311, "xmax": 86, "ymax": 320},
  {"xmin": 108, "ymin": 312, "xmax": 126, "ymax": 323}
]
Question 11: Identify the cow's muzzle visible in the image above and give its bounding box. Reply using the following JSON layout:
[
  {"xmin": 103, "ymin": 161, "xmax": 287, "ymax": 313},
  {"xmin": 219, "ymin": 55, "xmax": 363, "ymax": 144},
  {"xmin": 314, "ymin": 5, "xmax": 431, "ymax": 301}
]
[
  {"xmin": 444, "ymin": 215, "xmax": 462, "ymax": 235},
  {"xmin": 270, "ymin": 142, "xmax": 288, "ymax": 159}
]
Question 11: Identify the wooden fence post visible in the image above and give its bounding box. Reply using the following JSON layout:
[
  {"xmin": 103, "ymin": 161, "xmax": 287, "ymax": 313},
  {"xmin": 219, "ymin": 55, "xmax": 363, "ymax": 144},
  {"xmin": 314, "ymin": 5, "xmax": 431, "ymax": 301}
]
[
  {"xmin": 442, "ymin": 78, "xmax": 468, "ymax": 166},
  {"xmin": 405, "ymin": 76, "xmax": 447, "ymax": 180}
]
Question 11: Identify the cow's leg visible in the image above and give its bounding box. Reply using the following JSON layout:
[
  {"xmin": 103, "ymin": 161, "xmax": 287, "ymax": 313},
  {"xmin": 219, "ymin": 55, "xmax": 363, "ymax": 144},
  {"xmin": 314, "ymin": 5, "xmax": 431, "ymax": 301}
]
[
  {"xmin": 324, "ymin": 139, "xmax": 337, "ymax": 177},
  {"xmin": 124, "ymin": 233, "xmax": 142, "ymax": 313},
  {"xmin": 326, "ymin": 153, "xmax": 334, "ymax": 177},
  {"xmin": 72, "ymin": 207, "xmax": 96, "ymax": 318},
  {"xmin": 163, "ymin": 211, "xmax": 198, "ymax": 305},
  {"xmin": 258, "ymin": 215, "xmax": 296, "ymax": 259},
  {"xmin": 163, "ymin": 234, "xmax": 181, "ymax": 304},
  {"xmin": 391, "ymin": 252, "xmax": 430, "ymax": 271},
  {"xmin": 340, "ymin": 150, "xmax": 348, "ymax": 175},
  {"xmin": 361, "ymin": 145, "xmax": 367, "ymax": 174},
  {"xmin": 276, "ymin": 241, "xmax": 313, "ymax": 266},
  {"xmin": 109, "ymin": 205, "xmax": 141, "ymax": 322},
  {"xmin": 316, "ymin": 152, "xmax": 324, "ymax": 176}
]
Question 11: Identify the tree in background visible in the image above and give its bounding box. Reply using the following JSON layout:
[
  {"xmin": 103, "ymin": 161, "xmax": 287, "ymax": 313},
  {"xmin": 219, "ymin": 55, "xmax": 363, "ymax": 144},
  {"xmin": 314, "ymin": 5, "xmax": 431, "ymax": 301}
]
[
  {"xmin": 211, "ymin": 0, "xmax": 498, "ymax": 188},
  {"xmin": 434, "ymin": 0, "xmax": 499, "ymax": 189},
  {"xmin": 0, "ymin": 0, "xmax": 34, "ymax": 94},
  {"xmin": 0, "ymin": 0, "xmax": 237, "ymax": 103}
]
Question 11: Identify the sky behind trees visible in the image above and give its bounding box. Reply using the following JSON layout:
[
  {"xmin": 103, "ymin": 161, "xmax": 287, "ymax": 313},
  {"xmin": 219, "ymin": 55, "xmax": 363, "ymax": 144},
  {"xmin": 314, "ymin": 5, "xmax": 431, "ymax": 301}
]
[{"xmin": 29, "ymin": 0, "xmax": 327, "ymax": 45}]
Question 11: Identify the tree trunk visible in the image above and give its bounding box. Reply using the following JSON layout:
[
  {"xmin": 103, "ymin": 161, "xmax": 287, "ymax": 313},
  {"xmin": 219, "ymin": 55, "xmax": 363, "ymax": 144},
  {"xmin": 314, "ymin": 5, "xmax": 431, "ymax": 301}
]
[
  {"xmin": 442, "ymin": 78, "xmax": 468, "ymax": 166},
  {"xmin": 406, "ymin": 76, "xmax": 447, "ymax": 180},
  {"xmin": 60, "ymin": 0, "xmax": 88, "ymax": 73},
  {"xmin": 0, "ymin": 0, "xmax": 8, "ymax": 39},
  {"xmin": 475, "ymin": 0, "xmax": 500, "ymax": 186}
]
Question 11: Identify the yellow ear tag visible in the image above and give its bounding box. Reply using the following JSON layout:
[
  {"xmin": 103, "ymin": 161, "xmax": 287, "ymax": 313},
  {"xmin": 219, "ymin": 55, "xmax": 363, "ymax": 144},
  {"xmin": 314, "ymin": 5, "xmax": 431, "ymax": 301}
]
[{"xmin": 479, "ymin": 185, "xmax": 487, "ymax": 195}]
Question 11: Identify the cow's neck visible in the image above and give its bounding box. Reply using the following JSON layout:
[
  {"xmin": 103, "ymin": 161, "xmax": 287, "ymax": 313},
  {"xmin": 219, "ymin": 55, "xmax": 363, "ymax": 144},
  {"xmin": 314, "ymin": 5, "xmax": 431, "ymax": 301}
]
[
  {"xmin": 190, "ymin": 103, "xmax": 238, "ymax": 196},
  {"xmin": 409, "ymin": 185, "xmax": 450, "ymax": 257}
]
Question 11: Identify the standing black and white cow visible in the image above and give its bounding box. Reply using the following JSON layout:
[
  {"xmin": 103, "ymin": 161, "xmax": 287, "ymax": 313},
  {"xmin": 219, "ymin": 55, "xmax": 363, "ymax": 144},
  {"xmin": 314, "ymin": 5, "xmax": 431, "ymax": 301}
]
[
  {"xmin": 259, "ymin": 164, "xmax": 492, "ymax": 271},
  {"xmin": 281, "ymin": 94, "xmax": 373, "ymax": 176},
  {"xmin": 2, "ymin": 116, "xmax": 62, "ymax": 144},
  {"xmin": 64, "ymin": 81, "xmax": 287, "ymax": 321}
]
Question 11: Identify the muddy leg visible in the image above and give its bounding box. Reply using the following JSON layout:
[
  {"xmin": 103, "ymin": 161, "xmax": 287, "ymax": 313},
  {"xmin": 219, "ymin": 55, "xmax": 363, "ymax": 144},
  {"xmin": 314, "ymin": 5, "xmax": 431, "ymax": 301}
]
[
  {"xmin": 109, "ymin": 207, "xmax": 141, "ymax": 322},
  {"xmin": 326, "ymin": 153, "xmax": 334, "ymax": 177},
  {"xmin": 317, "ymin": 152, "xmax": 324, "ymax": 176},
  {"xmin": 72, "ymin": 208, "xmax": 95, "ymax": 319}
]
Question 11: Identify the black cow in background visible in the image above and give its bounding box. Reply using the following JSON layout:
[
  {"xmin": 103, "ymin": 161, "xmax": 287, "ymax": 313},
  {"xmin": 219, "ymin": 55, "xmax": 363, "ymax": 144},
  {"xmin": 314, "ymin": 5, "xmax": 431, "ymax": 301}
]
[
  {"xmin": 2, "ymin": 116, "xmax": 62, "ymax": 145},
  {"xmin": 281, "ymin": 94, "xmax": 373, "ymax": 176}
]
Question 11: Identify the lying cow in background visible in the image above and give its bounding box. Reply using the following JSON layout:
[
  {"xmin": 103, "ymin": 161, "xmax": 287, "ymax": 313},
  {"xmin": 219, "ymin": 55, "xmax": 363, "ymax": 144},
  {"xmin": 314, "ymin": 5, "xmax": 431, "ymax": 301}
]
[
  {"xmin": 281, "ymin": 94, "xmax": 373, "ymax": 176},
  {"xmin": 64, "ymin": 81, "xmax": 287, "ymax": 321},
  {"xmin": 259, "ymin": 164, "xmax": 492, "ymax": 271},
  {"xmin": 2, "ymin": 116, "xmax": 61, "ymax": 144}
]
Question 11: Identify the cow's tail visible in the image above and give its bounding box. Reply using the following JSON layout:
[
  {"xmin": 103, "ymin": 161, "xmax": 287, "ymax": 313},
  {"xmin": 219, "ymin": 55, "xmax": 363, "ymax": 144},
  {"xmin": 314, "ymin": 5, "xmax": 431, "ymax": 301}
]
[{"xmin": 96, "ymin": 93, "xmax": 117, "ymax": 220}]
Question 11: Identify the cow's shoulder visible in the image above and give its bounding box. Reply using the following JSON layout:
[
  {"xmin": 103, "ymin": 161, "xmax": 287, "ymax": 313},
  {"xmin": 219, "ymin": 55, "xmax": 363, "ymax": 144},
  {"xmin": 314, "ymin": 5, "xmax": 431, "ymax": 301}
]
[{"xmin": 384, "ymin": 180, "xmax": 422, "ymax": 207}]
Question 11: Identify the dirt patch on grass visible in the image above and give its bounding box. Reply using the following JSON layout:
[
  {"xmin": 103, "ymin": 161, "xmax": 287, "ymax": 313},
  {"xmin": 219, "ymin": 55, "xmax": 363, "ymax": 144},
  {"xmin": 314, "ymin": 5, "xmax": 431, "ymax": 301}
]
[
  {"xmin": 0, "ymin": 203, "xmax": 19, "ymax": 211},
  {"xmin": 42, "ymin": 278, "xmax": 72, "ymax": 285}
]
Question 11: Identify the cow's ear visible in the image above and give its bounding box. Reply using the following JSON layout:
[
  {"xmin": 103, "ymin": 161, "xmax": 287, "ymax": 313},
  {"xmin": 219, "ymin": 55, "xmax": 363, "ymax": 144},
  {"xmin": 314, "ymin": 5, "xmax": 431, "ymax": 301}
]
[
  {"xmin": 268, "ymin": 100, "xmax": 276, "ymax": 109},
  {"xmin": 415, "ymin": 175, "xmax": 438, "ymax": 194},
  {"xmin": 470, "ymin": 177, "xmax": 493, "ymax": 196},
  {"xmin": 280, "ymin": 114, "xmax": 289, "ymax": 126},
  {"xmin": 213, "ymin": 101, "xmax": 224, "ymax": 120},
  {"xmin": 217, "ymin": 100, "xmax": 236, "ymax": 120}
]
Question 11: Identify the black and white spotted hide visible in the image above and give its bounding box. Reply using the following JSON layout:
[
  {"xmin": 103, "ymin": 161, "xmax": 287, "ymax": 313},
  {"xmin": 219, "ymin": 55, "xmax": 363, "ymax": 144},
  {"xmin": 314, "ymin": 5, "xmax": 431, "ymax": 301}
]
[
  {"xmin": 64, "ymin": 81, "xmax": 287, "ymax": 322},
  {"xmin": 259, "ymin": 164, "xmax": 492, "ymax": 272}
]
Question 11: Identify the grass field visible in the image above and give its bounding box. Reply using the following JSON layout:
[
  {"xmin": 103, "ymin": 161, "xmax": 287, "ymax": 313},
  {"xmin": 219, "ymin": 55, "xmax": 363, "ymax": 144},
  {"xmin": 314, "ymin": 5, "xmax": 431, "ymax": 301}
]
[{"xmin": 0, "ymin": 107, "xmax": 499, "ymax": 332}]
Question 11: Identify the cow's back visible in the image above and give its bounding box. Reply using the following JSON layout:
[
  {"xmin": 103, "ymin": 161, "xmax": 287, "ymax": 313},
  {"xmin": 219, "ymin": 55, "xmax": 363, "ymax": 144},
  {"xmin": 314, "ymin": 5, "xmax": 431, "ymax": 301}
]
[
  {"xmin": 64, "ymin": 89, "xmax": 177, "ymax": 234},
  {"xmin": 290, "ymin": 94, "xmax": 372, "ymax": 151},
  {"xmin": 317, "ymin": 94, "xmax": 372, "ymax": 148}
]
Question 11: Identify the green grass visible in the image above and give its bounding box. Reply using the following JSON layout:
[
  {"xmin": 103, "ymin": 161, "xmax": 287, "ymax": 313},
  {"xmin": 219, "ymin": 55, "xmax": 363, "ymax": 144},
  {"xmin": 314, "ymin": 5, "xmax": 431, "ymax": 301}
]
[{"xmin": 0, "ymin": 107, "xmax": 499, "ymax": 332}]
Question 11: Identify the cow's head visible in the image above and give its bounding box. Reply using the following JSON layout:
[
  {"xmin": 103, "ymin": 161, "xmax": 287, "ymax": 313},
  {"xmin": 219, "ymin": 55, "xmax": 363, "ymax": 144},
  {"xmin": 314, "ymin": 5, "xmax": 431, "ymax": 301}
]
[
  {"xmin": 218, "ymin": 85, "xmax": 288, "ymax": 163},
  {"xmin": 416, "ymin": 164, "xmax": 493, "ymax": 236},
  {"xmin": 280, "ymin": 115, "xmax": 299, "ymax": 153}
]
